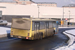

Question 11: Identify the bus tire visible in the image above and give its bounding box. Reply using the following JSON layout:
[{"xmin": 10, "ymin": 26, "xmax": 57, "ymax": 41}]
[
  {"xmin": 40, "ymin": 33, "xmax": 43, "ymax": 40},
  {"xmin": 52, "ymin": 31, "xmax": 55, "ymax": 36}
]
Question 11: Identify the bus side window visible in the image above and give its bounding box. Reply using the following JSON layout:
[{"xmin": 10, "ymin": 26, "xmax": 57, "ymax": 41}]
[
  {"xmin": 49, "ymin": 22, "xmax": 52, "ymax": 28},
  {"xmin": 34, "ymin": 22, "xmax": 40, "ymax": 30},
  {"xmin": 40, "ymin": 22, "xmax": 45, "ymax": 29},
  {"xmin": 53, "ymin": 22, "xmax": 56, "ymax": 27},
  {"xmin": 46, "ymin": 22, "xmax": 49, "ymax": 28}
]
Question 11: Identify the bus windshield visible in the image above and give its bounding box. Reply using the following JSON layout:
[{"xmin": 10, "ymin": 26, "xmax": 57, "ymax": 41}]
[{"xmin": 11, "ymin": 18, "xmax": 31, "ymax": 30}]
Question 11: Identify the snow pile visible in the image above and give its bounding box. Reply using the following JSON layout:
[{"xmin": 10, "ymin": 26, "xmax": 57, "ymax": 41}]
[
  {"xmin": 59, "ymin": 27, "xmax": 75, "ymax": 28},
  {"xmin": 0, "ymin": 27, "xmax": 11, "ymax": 35},
  {"xmin": 56, "ymin": 44, "xmax": 75, "ymax": 50},
  {"xmin": 65, "ymin": 29, "xmax": 75, "ymax": 35},
  {"xmin": 63, "ymin": 32, "xmax": 75, "ymax": 46},
  {"xmin": 56, "ymin": 29, "xmax": 75, "ymax": 50}
]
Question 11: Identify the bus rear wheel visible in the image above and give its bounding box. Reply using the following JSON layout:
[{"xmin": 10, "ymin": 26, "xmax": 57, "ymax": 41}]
[{"xmin": 39, "ymin": 33, "xmax": 43, "ymax": 40}]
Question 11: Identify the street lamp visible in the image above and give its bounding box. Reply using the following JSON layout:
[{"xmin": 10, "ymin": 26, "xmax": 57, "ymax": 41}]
[
  {"xmin": 63, "ymin": 6, "xmax": 64, "ymax": 20},
  {"xmin": 38, "ymin": 6, "xmax": 39, "ymax": 18},
  {"xmin": 69, "ymin": 5, "xmax": 70, "ymax": 23}
]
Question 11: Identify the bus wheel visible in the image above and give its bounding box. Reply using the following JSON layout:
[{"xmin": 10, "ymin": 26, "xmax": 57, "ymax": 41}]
[
  {"xmin": 52, "ymin": 32, "xmax": 55, "ymax": 36},
  {"xmin": 40, "ymin": 33, "xmax": 43, "ymax": 40}
]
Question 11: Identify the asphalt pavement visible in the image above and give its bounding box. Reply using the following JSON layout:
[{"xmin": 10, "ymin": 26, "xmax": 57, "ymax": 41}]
[{"xmin": 0, "ymin": 28, "xmax": 75, "ymax": 50}]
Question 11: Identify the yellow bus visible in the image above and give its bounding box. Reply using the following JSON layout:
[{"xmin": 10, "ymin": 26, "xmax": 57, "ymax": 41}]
[{"xmin": 10, "ymin": 18, "xmax": 58, "ymax": 40}]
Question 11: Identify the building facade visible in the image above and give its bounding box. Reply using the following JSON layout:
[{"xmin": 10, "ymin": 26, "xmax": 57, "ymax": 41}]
[
  {"xmin": 0, "ymin": 0, "xmax": 57, "ymax": 7},
  {"xmin": 63, "ymin": 4, "xmax": 75, "ymax": 8},
  {"xmin": 15, "ymin": 0, "xmax": 57, "ymax": 7},
  {"xmin": 36, "ymin": 2, "xmax": 57, "ymax": 7},
  {"xmin": 0, "ymin": 3, "xmax": 75, "ymax": 23},
  {"xmin": 15, "ymin": 0, "xmax": 34, "ymax": 5}
]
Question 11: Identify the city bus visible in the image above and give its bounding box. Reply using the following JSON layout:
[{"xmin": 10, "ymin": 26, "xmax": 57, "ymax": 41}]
[{"xmin": 10, "ymin": 18, "xmax": 58, "ymax": 40}]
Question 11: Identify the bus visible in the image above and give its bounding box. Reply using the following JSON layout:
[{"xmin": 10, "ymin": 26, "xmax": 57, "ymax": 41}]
[{"xmin": 10, "ymin": 18, "xmax": 58, "ymax": 40}]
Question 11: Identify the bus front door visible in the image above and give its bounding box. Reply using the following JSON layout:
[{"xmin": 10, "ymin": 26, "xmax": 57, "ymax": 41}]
[
  {"xmin": 45, "ymin": 22, "xmax": 49, "ymax": 37},
  {"xmin": 34, "ymin": 22, "xmax": 40, "ymax": 39}
]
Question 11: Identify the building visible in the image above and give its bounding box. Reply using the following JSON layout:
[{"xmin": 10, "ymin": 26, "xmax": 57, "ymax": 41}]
[
  {"xmin": 63, "ymin": 4, "xmax": 75, "ymax": 8},
  {"xmin": 0, "ymin": 0, "xmax": 16, "ymax": 4},
  {"xmin": 36, "ymin": 2, "xmax": 57, "ymax": 7},
  {"xmin": 0, "ymin": 0, "xmax": 57, "ymax": 7},
  {"xmin": 15, "ymin": 0, "xmax": 34, "ymax": 5},
  {"xmin": 0, "ymin": 3, "xmax": 75, "ymax": 23},
  {"xmin": 15, "ymin": 0, "xmax": 57, "ymax": 7}
]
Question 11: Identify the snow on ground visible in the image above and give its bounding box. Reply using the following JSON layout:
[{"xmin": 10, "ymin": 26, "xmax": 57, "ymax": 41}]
[
  {"xmin": 59, "ymin": 27, "xmax": 75, "ymax": 28},
  {"xmin": 0, "ymin": 27, "xmax": 11, "ymax": 35},
  {"xmin": 65, "ymin": 29, "xmax": 75, "ymax": 35},
  {"xmin": 56, "ymin": 29, "xmax": 75, "ymax": 50},
  {"xmin": 56, "ymin": 43, "xmax": 75, "ymax": 50}
]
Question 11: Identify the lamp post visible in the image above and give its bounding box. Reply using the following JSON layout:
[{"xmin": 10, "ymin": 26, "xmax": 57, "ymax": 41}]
[
  {"xmin": 69, "ymin": 5, "xmax": 70, "ymax": 23},
  {"xmin": 38, "ymin": 6, "xmax": 39, "ymax": 18},
  {"xmin": 63, "ymin": 6, "xmax": 64, "ymax": 20},
  {"xmin": 61, "ymin": 6, "xmax": 64, "ymax": 27}
]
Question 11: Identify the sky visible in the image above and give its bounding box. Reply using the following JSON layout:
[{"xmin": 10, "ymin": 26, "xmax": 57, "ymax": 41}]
[{"xmin": 0, "ymin": 0, "xmax": 75, "ymax": 7}]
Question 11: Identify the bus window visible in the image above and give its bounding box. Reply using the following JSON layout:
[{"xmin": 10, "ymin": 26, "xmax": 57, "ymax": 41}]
[
  {"xmin": 46, "ymin": 22, "xmax": 49, "ymax": 28},
  {"xmin": 49, "ymin": 22, "xmax": 53, "ymax": 28},
  {"xmin": 53, "ymin": 22, "xmax": 58, "ymax": 33},
  {"xmin": 40, "ymin": 22, "xmax": 45, "ymax": 29},
  {"xmin": 34, "ymin": 22, "xmax": 40, "ymax": 30},
  {"xmin": 53, "ymin": 22, "xmax": 56, "ymax": 28}
]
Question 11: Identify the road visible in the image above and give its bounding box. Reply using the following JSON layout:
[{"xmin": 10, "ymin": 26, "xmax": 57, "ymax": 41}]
[{"xmin": 0, "ymin": 28, "xmax": 75, "ymax": 50}]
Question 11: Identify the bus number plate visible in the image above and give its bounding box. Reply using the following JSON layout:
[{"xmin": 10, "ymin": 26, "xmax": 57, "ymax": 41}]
[{"xmin": 18, "ymin": 36, "xmax": 21, "ymax": 38}]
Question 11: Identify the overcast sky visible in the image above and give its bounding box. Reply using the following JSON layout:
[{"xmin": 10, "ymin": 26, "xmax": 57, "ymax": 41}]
[{"xmin": 0, "ymin": 0, "xmax": 75, "ymax": 7}]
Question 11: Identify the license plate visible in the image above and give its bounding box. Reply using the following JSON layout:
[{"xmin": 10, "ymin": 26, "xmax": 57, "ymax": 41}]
[{"xmin": 18, "ymin": 36, "xmax": 21, "ymax": 38}]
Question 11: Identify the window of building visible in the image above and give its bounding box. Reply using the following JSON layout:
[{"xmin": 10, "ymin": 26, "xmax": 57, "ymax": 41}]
[
  {"xmin": 22, "ymin": 2, "xmax": 25, "ymax": 4},
  {"xmin": 19, "ymin": 0, "xmax": 30, "ymax": 1}
]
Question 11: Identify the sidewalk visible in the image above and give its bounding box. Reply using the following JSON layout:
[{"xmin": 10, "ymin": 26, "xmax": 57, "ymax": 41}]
[
  {"xmin": 56, "ymin": 29, "xmax": 75, "ymax": 50},
  {"xmin": 58, "ymin": 25, "xmax": 75, "ymax": 28}
]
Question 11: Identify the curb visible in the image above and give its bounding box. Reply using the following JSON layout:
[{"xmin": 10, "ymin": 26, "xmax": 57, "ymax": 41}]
[
  {"xmin": 59, "ymin": 27, "xmax": 75, "ymax": 28},
  {"xmin": 63, "ymin": 32, "xmax": 75, "ymax": 46}
]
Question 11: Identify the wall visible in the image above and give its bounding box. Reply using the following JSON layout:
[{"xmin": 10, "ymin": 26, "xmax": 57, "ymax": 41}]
[{"xmin": 0, "ymin": 3, "xmax": 75, "ymax": 22}]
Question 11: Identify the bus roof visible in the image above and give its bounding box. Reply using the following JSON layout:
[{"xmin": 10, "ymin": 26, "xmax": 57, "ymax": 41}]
[
  {"xmin": 32, "ymin": 18, "xmax": 58, "ymax": 22},
  {"xmin": 13, "ymin": 18, "xmax": 59, "ymax": 22}
]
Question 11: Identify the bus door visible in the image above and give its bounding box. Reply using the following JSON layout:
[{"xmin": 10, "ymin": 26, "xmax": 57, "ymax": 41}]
[
  {"xmin": 53, "ymin": 22, "xmax": 58, "ymax": 34},
  {"xmin": 45, "ymin": 22, "xmax": 49, "ymax": 36},
  {"xmin": 34, "ymin": 22, "xmax": 40, "ymax": 33},
  {"xmin": 34, "ymin": 22, "xmax": 40, "ymax": 39}
]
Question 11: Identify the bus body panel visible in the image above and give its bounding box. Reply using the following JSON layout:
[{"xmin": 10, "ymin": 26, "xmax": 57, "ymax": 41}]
[
  {"xmin": 10, "ymin": 18, "xmax": 32, "ymax": 39},
  {"xmin": 31, "ymin": 28, "xmax": 54, "ymax": 40},
  {"xmin": 10, "ymin": 18, "xmax": 58, "ymax": 40},
  {"xmin": 11, "ymin": 28, "xmax": 30, "ymax": 37}
]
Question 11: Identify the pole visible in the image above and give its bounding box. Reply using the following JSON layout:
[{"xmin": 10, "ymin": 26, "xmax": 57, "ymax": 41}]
[
  {"xmin": 69, "ymin": 5, "xmax": 70, "ymax": 23},
  {"xmin": 38, "ymin": 6, "xmax": 39, "ymax": 18},
  {"xmin": 63, "ymin": 7, "xmax": 64, "ymax": 20}
]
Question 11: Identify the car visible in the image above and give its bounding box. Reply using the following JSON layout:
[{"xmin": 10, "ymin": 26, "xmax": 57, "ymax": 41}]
[{"xmin": 0, "ymin": 20, "xmax": 7, "ymax": 26}]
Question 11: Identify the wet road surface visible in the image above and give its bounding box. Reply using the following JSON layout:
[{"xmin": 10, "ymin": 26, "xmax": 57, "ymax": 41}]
[{"xmin": 0, "ymin": 28, "xmax": 75, "ymax": 50}]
